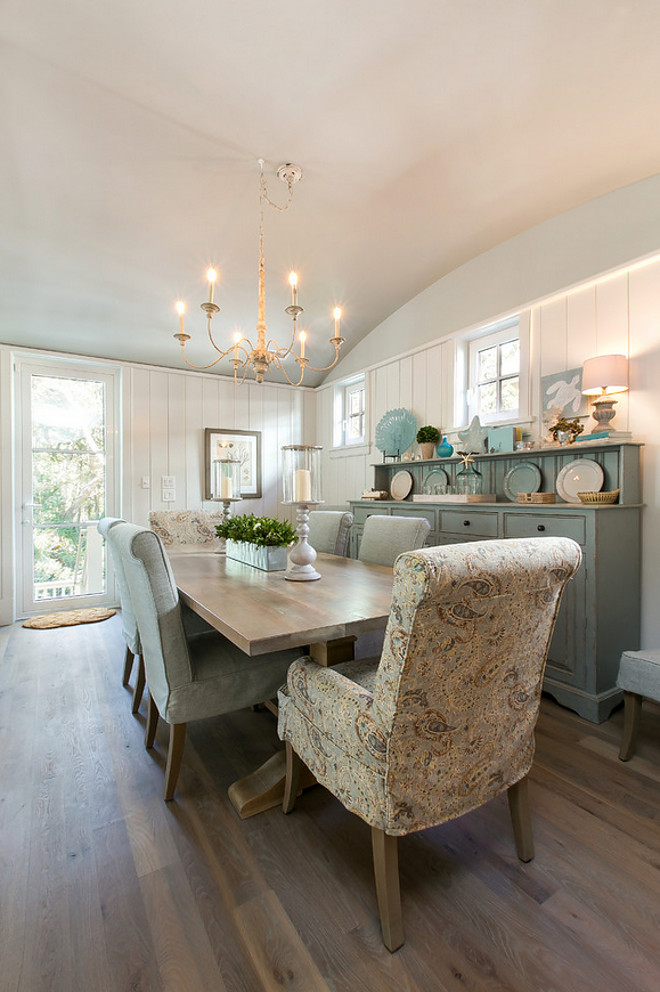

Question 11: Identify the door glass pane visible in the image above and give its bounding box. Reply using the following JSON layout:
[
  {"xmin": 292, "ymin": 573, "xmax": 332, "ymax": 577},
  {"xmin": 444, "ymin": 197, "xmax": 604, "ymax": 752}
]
[{"xmin": 31, "ymin": 374, "xmax": 107, "ymax": 602}]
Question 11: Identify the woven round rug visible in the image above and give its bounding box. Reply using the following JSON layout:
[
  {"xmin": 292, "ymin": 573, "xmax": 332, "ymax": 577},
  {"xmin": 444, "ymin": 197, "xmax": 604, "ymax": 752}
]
[{"xmin": 23, "ymin": 607, "xmax": 116, "ymax": 629}]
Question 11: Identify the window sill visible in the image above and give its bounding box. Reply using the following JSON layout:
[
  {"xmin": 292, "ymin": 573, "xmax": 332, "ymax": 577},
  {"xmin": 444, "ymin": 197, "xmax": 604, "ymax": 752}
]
[{"xmin": 330, "ymin": 443, "xmax": 372, "ymax": 459}]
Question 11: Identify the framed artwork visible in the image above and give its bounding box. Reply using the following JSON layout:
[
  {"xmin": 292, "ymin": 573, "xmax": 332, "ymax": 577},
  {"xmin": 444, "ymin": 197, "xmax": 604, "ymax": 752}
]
[
  {"xmin": 204, "ymin": 428, "xmax": 261, "ymax": 500},
  {"xmin": 541, "ymin": 368, "xmax": 589, "ymax": 418}
]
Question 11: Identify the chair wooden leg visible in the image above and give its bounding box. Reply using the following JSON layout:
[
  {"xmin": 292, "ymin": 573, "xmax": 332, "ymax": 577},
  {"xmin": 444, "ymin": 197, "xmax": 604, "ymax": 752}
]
[
  {"xmin": 507, "ymin": 776, "xmax": 535, "ymax": 863},
  {"xmin": 122, "ymin": 646, "xmax": 134, "ymax": 686},
  {"xmin": 145, "ymin": 692, "xmax": 159, "ymax": 749},
  {"xmin": 282, "ymin": 742, "xmax": 302, "ymax": 814},
  {"xmin": 131, "ymin": 654, "xmax": 145, "ymax": 714},
  {"xmin": 164, "ymin": 723, "xmax": 186, "ymax": 802},
  {"xmin": 371, "ymin": 827, "xmax": 404, "ymax": 952},
  {"xmin": 619, "ymin": 690, "xmax": 642, "ymax": 761}
]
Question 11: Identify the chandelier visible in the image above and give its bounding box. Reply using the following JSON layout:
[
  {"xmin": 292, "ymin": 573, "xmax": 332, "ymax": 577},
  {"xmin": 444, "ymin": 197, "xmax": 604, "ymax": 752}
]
[{"xmin": 173, "ymin": 159, "xmax": 344, "ymax": 385}]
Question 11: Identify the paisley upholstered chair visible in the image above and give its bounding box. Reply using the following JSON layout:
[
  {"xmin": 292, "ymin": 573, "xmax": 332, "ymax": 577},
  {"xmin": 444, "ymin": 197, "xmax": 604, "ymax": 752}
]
[
  {"xmin": 113, "ymin": 522, "xmax": 301, "ymax": 800},
  {"xmin": 278, "ymin": 537, "xmax": 582, "ymax": 951},
  {"xmin": 98, "ymin": 516, "xmax": 145, "ymax": 713},
  {"xmin": 307, "ymin": 510, "xmax": 354, "ymax": 556},
  {"xmin": 148, "ymin": 509, "xmax": 223, "ymax": 548},
  {"xmin": 357, "ymin": 513, "xmax": 430, "ymax": 567},
  {"xmin": 617, "ymin": 649, "xmax": 660, "ymax": 760}
]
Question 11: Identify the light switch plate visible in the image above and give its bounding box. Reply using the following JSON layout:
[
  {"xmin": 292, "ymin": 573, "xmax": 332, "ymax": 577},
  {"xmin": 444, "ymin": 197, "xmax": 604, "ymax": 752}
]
[
  {"xmin": 162, "ymin": 475, "xmax": 175, "ymax": 488},
  {"xmin": 141, "ymin": 476, "xmax": 150, "ymax": 489},
  {"xmin": 162, "ymin": 488, "xmax": 175, "ymax": 501}
]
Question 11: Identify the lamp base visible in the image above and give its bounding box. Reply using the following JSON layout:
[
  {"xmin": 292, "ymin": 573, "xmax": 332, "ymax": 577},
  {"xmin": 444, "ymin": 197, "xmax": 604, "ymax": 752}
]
[
  {"xmin": 590, "ymin": 395, "xmax": 618, "ymax": 434},
  {"xmin": 285, "ymin": 503, "xmax": 321, "ymax": 582}
]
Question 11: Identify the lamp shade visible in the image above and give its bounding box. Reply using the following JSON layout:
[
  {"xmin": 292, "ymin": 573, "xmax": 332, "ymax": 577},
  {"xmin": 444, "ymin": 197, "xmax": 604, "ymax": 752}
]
[{"xmin": 581, "ymin": 354, "xmax": 628, "ymax": 396}]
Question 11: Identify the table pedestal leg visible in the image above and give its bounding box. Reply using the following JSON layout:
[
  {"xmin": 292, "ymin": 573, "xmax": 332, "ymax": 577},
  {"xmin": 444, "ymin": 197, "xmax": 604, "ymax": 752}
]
[{"xmin": 227, "ymin": 635, "xmax": 356, "ymax": 818}]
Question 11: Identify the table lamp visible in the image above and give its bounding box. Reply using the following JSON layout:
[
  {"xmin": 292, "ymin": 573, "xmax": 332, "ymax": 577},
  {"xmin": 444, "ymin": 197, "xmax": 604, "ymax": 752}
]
[
  {"xmin": 211, "ymin": 456, "xmax": 242, "ymax": 553},
  {"xmin": 281, "ymin": 444, "xmax": 323, "ymax": 581},
  {"xmin": 581, "ymin": 354, "xmax": 628, "ymax": 434}
]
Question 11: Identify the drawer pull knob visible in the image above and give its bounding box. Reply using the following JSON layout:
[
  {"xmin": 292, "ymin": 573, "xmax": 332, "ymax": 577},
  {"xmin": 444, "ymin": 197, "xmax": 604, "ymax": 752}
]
[
  {"xmin": 537, "ymin": 524, "xmax": 546, "ymax": 532},
  {"xmin": 463, "ymin": 520, "xmax": 470, "ymax": 527}
]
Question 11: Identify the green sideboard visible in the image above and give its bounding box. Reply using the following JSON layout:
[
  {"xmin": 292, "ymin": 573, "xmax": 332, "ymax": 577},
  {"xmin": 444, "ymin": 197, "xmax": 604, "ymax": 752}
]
[{"xmin": 348, "ymin": 441, "xmax": 642, "ymax": 723}]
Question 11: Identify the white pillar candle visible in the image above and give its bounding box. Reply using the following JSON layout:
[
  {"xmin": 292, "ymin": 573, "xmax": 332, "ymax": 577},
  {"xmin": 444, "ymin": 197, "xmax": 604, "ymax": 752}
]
[
  {"xmin": 220, "ymin": 476, "xmax": 233, "ymax": 499},
  {"xmin": 293, "ymin": 468, "xmax": 312, "ymax": 502}
]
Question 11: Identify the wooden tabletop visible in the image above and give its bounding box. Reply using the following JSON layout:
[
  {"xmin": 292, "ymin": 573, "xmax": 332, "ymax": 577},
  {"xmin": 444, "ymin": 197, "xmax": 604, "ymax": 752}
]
[{"xmin": 168, "ymin": 550, "xmax": 394, "ymax": 656}]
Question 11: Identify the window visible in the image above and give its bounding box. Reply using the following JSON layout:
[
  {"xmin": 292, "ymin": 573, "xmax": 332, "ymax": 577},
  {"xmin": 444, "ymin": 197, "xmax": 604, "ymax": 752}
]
[
  {"xmin": 468, "ymin": 319, "xmax": 524, "ymax": 425},
  {"xmin": 334, "ymin": 375, "xmax": 366, "ymax": 447}
]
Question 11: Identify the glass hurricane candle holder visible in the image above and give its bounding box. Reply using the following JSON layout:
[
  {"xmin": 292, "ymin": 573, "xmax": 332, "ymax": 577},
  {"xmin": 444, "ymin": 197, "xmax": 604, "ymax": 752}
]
[
  {"xmin": 281, "ymin": 444, "xmax": 323, "ymax": 581},
  {"xmin": 212, "ymin": 457, "xmax": 242, "ymax": 502}
]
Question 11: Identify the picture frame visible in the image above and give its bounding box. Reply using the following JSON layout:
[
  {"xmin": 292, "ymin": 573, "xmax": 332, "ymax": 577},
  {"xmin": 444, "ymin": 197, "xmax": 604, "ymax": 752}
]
[
  {"xmin": 541, "ymin": 368, "xmax": 589, "ymax": 418},
  {"xmin": 204, "ymin": 428, "xmax": 261, "ymax": 500}
]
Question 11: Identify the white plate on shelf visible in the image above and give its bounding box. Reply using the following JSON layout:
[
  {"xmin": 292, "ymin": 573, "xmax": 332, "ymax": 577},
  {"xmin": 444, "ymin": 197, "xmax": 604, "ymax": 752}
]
[
  {"xmin": 390, "ymin": 469, "xmax": 414, "ymax": 501},
  {"xmin": 503, "ymin": 462, "xmax": 542, "ymax": 502},
  {"xmin": 556, "ymin": 459, "xmax": 604, "ymax": 503}
]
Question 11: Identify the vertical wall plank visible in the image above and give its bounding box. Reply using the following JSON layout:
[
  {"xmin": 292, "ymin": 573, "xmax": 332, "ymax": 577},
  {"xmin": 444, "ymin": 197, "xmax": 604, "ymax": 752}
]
[
  {"xmin": 539, "ymin": 298, "xmax": 568, "ymax": 376},
  {"xmin": 567, "ymin": 285, "xmax": 597, "ymax": 369},
  {"xmin": 595, "ymin": 272, "xmax": 629, "ymax": 357}
]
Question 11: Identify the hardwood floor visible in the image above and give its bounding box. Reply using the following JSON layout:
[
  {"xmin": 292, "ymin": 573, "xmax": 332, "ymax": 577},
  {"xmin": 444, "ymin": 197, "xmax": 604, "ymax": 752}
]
[{"xmin": 1, "ymin": 614, "xmax": 658, "ymax": 992}]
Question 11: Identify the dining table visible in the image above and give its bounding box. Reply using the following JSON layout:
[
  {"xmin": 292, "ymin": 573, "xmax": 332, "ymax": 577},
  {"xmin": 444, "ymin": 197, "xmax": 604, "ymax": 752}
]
[{"xmin": 168, "ymin": 547, "xmax": 394, "ymax": 817}]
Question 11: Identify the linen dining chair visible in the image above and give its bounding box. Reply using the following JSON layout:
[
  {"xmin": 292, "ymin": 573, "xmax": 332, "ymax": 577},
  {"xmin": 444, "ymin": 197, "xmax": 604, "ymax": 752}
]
[
  {"xmin": 148, "ymin": 509, "xmax": 223, "ymax": 548},
  {"xmin": 616, "ymin": 648, "xmax": 660, "ymax": 760},
  {"xmin": 278, "ymin": 536, "xmax": 582, "ymax": 951},
  {"xmin": 306, "ymin": 510, "xmax": 354, "ymax": 556},
  {"xmin": 98, "ymin": 516, "xmax": 145, "ymax": 713},
  {"xmin": 357, "ymin": 513, "xmax": 431, "ymax": 567},
  {"xmin": 113, "ymin": 521, "xmax": 302, "ymax": 801}
]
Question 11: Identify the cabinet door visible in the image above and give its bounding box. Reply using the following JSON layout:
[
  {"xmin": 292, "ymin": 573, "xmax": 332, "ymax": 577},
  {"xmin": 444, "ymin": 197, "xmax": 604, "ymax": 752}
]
[{"xmin": 544, "ymin": 561, "xmax": 588, "ymax": 689}]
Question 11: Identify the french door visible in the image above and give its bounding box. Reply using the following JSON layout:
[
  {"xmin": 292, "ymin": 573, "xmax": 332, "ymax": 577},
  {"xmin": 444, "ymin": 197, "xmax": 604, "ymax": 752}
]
[{"xmin": 17, "ymin": 358, "xmax": 120, "ymax": 615}]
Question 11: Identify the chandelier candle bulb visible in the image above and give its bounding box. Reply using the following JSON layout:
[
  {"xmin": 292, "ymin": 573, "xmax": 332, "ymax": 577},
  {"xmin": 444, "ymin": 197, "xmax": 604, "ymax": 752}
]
[
  {"xmin": 333, "ymin": 307, "xmax": 342, "ymax": 336},
  {"xmin": 293, "ymin": 469, "xmax": 312, "ymax": 502},
  {"xmin": 289, "ymin": 271, "xmax": 298, "ymax": 306},
  {"xmin": 176, "ymin": 301, "xmax": 185, "ymax": 333},
  {"xmin": 299, "ymin": 331, "xmax": 306, "ymax": 359},
  {"xmin": 207, "ymin": 268, "xmax": 217, "ymax": 304}
]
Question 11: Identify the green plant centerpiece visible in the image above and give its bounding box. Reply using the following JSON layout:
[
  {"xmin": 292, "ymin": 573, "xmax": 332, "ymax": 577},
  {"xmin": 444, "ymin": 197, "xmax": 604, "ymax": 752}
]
[
  {"xmin": 215, "ymin": 514, "xmax": 297, "ymax": 571},
  {"xmin": 549, "ymin": 417, "xmax": 584, "ymax": 444},
  {"xmin": 416, "ymin": 425, "xmax": 441, "ymax": 459}
]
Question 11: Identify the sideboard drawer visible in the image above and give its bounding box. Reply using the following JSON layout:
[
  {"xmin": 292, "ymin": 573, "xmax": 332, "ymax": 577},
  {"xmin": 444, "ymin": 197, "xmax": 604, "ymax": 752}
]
[
  {"xmin": 440, "ymin": 510, "xmax": 498, "ymax": 538},
  {"xmin": 503, "ymin": 512, "xmax": 586, "ymax": 545}
]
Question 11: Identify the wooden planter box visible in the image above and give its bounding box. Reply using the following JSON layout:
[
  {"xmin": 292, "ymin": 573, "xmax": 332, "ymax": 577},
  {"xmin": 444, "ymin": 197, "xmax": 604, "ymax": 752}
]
[{"xmin": 225, "ymin": 540, "xmax": 288, "ymax": 572}]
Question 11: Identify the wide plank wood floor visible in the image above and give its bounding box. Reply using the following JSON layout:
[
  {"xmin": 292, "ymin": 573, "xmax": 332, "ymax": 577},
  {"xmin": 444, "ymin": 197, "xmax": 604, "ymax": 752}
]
[{"xmin": 0, "ymin": 614, "xmax": 658, "ymax": 992}]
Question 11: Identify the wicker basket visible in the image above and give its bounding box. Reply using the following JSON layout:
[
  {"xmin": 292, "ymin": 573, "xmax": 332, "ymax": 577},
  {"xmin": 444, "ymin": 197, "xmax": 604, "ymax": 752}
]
[{"xmin": 577, "ymin": 489, "xmax": 620, "ymax": 504}]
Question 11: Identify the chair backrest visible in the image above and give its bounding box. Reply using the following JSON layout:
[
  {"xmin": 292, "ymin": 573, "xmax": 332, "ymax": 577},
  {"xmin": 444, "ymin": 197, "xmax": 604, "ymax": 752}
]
[
  {"xmin": 98, "ymin": 516, "xmax": 141, "ymax": 655},
  {"xmin": 358, "ymin": 514, "xmax": 431, "ymax": 567},
  {"xmin": 307, "ymin": 510, "xmax": 354, "ymax": 556},
  {"xmin": 372, "ymin": 537, "xmax": 582, "ymax": 832},
  {"xmin": 112, "ymin": 522, "xmax": 192, "ymax": 715},
  {"xmin": 149, "ymin": 510, "xmax": 222, "ymax": 547}
]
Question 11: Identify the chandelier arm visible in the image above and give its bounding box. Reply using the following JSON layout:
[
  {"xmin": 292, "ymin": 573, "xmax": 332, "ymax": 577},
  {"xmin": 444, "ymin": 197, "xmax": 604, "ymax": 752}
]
[
  {"xmin": 176, "ymin": 348, "xmax": 230, "ymax": 371},
  {"xmin": 270, "ymin": 354, "xmax": 306, "ymax": 387},
  {"xmin": 291, "ymin": 341, "xmax": 344, "ymax": 373}
]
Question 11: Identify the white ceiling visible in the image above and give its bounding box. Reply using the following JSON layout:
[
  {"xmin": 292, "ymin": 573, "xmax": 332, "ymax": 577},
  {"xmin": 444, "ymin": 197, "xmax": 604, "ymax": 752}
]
[{"xmin": 3, "ymin": 1, "xmax": 660, "ymax": 385}]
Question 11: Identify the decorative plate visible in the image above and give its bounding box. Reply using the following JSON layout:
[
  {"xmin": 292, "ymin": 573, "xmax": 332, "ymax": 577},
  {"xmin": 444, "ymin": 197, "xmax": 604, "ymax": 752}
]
[
  {"xmin": 556, "ymin": 459, "xmax": 604, "ymax": 503},
  {"xmin": 503, "ymin": 462, "xmax": 542, "ymax": 502},
  {"xmin": 422, "ymin": 467, "xmax": 449, "ymax": 495},
  {"xmin": 390, "ymin": 470, "xmax": 414, "ymax": 501},
  {"xmin": 374, "ymin": 408, "xmax": 418, "ymax": 457}
]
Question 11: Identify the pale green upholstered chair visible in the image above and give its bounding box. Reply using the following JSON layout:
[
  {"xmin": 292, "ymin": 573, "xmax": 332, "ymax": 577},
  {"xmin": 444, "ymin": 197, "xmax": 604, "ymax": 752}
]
[
  {"xmin": 98, "ymin": 516, "xmax": 145, "ymax": 713},
  {"xmin": 306, "ymin": 510, "xmax": 354, "ymax": 556},
  {"xmin": 113, "ymin": 522, "xmax": 301, "ymax": 801},
  {"xmin": 148, "ymin": 510, "xmax": 223, "ymax": 548},
  {"xmin": 278, "ymin": 537, "xmax": 582, "ymax": 951},
  {"xmin": 357, "ymin": 514, "xmax": 431, "ymax": 568},
  {"xmin": 617, "ymin": 649, "xmax": 660, "ymax": 760}
]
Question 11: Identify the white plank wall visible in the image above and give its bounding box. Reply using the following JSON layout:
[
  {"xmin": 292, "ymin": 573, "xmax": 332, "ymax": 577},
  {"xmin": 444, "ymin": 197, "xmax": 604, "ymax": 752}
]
[{"xmin": 122, "ymin": 366, "xmax": 311, "ymax": 526}]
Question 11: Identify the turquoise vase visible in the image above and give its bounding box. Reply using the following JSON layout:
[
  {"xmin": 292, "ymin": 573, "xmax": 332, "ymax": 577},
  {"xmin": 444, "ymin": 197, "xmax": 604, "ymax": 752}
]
[{"xmin": 437, "ymin": 436, "xmax": 454, "ymax": 458}]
